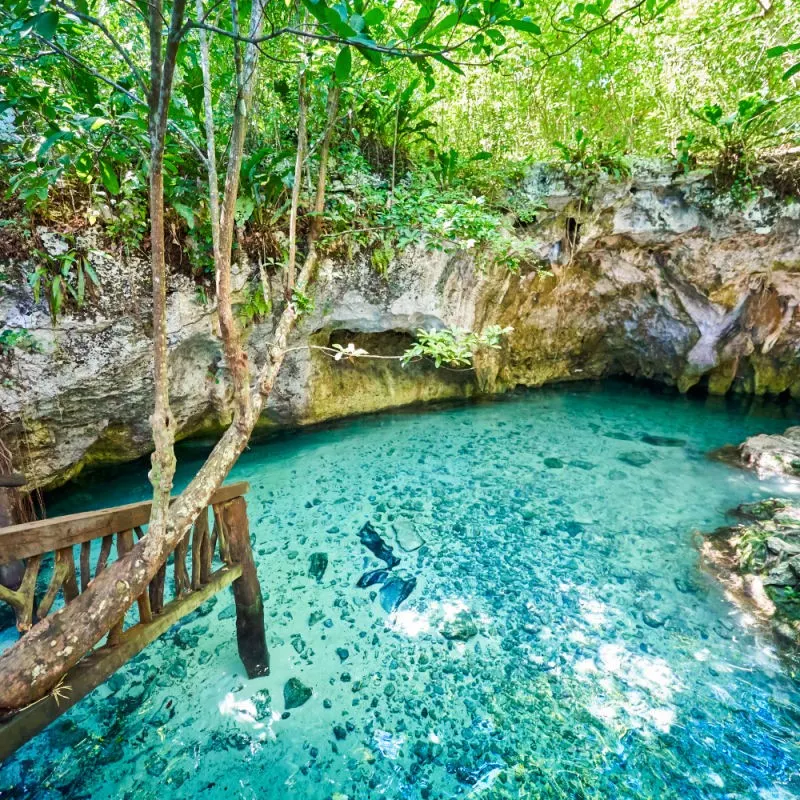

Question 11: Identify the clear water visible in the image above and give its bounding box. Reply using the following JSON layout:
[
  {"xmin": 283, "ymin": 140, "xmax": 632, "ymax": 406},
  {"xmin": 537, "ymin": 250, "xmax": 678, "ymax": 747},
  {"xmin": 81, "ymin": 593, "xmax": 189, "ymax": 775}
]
[{"xmin": 3, "ymin": 382, "xmax": 800, "ymax": 800}]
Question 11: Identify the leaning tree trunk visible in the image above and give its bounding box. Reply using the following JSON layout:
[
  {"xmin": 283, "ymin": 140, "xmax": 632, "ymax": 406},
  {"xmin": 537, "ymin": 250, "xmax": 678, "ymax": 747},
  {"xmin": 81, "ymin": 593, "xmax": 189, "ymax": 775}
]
[{"xmin": 0, "ymin": 0, "xmax": 348, "ymax": 710}]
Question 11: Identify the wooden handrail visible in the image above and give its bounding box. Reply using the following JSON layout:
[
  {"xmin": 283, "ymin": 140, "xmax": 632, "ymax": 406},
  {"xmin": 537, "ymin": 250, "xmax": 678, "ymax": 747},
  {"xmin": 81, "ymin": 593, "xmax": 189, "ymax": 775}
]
[
  {"xmin": 0, "ymin": 482, "xmax": 268, "ymax": 757},
  {"xmin": 0, "ymin": 481, "xmax": 249, "ymax": 561}
]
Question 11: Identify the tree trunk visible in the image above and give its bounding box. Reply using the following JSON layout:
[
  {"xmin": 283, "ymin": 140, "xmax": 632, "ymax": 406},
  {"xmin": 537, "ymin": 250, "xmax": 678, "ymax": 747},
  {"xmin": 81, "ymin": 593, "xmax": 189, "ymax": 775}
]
[
  {"xmin": 308, "ymin": 84, "xmax": 341, "ymax": 245},
  {"xmin": 0, "ymin": 0, "xmax": 332, "ymax": 713},
  {"xmin": 287, "ymin": 69, "xmax": 308, "ymax": 291}
]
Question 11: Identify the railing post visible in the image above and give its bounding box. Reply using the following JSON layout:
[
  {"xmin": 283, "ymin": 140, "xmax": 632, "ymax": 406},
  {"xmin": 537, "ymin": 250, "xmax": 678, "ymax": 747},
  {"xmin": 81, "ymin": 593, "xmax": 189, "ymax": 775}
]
[{"xmin": 221, "ymin": 496, "xmax": 269, "ymax": 678}]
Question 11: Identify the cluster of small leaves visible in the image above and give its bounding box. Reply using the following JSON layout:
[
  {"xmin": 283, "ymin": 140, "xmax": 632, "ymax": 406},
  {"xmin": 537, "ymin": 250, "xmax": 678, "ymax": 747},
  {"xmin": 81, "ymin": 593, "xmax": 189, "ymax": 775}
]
[
  {"xmin": 401, "ymin": 324, "xmax": 513, "ymax": 367},
  {"xmin": 0, "ymin": 327, "xmax": 39, "ymax": 354},
  {"xmin": 554, "ymin": 128, "xmax": 631, "ymax": 197},
  {"xmin": 28, "ymin": 242, "xmax": 100, "ymax": 321},
  {"xmin": 236, "ymin": 280, "xmax": 273, "ymax": 326},
  {"xmin": 291, "ymin": 285, "xmax": 315, "ymax": 317}
]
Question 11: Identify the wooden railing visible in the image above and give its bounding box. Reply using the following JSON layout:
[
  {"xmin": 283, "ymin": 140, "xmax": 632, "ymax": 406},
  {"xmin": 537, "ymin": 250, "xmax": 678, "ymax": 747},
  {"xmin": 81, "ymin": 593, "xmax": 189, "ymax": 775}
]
[{"xmin": 0, "ymin": 480, "xmax": 267, "ymax": 760}]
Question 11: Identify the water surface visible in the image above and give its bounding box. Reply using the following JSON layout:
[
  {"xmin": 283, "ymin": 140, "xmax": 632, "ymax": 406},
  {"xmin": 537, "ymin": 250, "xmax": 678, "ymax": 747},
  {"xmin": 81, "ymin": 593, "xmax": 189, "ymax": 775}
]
[{"xmin": 3, "ymin": 383, "xmax": 800, "ymax": 799}]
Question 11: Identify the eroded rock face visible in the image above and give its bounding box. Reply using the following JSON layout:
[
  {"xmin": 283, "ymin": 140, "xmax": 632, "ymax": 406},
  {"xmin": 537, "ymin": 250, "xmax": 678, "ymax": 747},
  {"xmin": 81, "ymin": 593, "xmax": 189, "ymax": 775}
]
[{"xmin": 2, "ymin": 163, "xmax": 800, "ymax": 488}]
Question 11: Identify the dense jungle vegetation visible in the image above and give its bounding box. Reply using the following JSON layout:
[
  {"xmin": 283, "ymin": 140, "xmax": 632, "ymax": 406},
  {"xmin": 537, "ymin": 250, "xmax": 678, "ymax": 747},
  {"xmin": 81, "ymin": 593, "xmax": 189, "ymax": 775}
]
[{"xmin": 0, "ymin": 0, "xmax": 798, "ymax": 326}]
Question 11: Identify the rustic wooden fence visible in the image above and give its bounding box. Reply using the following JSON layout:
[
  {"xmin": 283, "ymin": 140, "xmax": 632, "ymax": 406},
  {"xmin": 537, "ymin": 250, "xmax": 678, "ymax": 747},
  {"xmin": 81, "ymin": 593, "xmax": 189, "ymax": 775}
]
[{"xmin": 0, "ymin": 480, "xmax": 267, "ymax": 761}]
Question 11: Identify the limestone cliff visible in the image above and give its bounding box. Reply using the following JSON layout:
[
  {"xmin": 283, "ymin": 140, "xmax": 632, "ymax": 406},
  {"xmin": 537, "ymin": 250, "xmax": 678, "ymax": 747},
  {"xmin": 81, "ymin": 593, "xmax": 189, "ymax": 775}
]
[{"xmin": 2, "ymin": 162, "xmax": 799, "ymax": 488}]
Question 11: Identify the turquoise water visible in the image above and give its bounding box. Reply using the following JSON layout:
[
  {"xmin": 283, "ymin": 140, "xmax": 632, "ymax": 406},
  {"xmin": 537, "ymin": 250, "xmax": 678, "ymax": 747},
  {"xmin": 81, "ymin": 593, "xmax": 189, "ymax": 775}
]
[{"xmin": 3, "ymin": 382, "xmax": 800, "ymax": 800}]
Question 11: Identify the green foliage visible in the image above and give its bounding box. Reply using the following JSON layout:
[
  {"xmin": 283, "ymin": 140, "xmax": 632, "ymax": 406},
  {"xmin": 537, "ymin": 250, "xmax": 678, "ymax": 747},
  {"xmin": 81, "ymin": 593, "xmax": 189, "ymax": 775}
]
[
  {"xmin": 291, "ymin": 285, "xmax": 315, "ymax": 317},
  {"xmin": 735, "ymin": 525, "xmax": 772, "ymax": 571},
  {"xmin": 0, "ymin": 327, "xmax": 39, "ymax": 353},
  {"xmin": 28, "ymin": 242, "xmax": 100, "ymax": 322},
  {"xmin": 555, "ymin": 129, "xmax": 631, "ymax": 181},
  {"xmin": 1, "ymin": 0, "xmax": 797, "ymax": 304},
  {"xmin": 401, "ymin": 325, "xmax": 513, "ymax": 368},
  {"xmin": 236, "ymin": 280, "xmax": 273, "ymax": 326},
  {"xmin": 370, "ymin": 239, "xmax": 394, "ymax": 275},
  {"xmin": 767, "ymin": 39, "xmax": 800, "ymax": 82},
  {"xmin": 684, "ymin": 94, "xmax": 799, "ymax": 203}
]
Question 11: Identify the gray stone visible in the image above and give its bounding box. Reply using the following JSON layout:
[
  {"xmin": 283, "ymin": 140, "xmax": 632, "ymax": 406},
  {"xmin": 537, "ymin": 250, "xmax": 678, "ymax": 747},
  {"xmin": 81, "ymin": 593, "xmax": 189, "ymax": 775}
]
[
  {"xmin": 4, "ymin": 169, "xmax": 799, "ymax": 489},
  {"xmin": 618, "ymin": 451, "xmax": 652, "ymax": 468},
  {"xmin": 308, "ymin": 552, "xmax": 328, "ymax": 582},
  {"xmin": 392, "ymin": 519, "xmax": 425, "ymax": 552},
  {"xmin": 283, "ymin": 678, "xmax": 312, "ymax": 710}
]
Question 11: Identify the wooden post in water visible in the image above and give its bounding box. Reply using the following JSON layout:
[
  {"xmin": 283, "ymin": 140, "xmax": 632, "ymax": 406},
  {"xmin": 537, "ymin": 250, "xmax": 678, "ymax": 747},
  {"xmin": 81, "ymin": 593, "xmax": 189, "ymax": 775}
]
[
  {"xmin": 222, "ymin": 496, "xmax": 269, "ymax": 677},
  {"xmin": 0, "ymin": 471, "xmax": 28, "ymax": 592}
]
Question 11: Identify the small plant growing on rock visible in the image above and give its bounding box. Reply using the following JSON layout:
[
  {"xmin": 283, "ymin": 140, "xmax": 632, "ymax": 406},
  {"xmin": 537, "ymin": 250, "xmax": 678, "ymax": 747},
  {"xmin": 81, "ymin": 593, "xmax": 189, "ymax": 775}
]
[
  {"xmin": 401, "ymin": 325, "xmax": 512, "ymax": 368},
  {"xmin": 236, "ymin": 280, "xmax": 272, "ymax": 326},
  {"xmin": 0, "ymin": 328, "xmax": 38, "ymax": 354},
  {"xmin": 27, "ymin": 241, "xmax": 100, "ymax": 322},
  {"xmin": 291, "ymin": 285, "xmax": 315, "ymax": 317}
]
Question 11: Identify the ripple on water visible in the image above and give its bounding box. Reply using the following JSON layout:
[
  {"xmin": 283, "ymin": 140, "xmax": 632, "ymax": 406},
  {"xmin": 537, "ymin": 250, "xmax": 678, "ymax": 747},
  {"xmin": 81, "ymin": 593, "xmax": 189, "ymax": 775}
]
[{"xmin": 2, "ymin": 382, "xmax": 800, "ymax": 800}]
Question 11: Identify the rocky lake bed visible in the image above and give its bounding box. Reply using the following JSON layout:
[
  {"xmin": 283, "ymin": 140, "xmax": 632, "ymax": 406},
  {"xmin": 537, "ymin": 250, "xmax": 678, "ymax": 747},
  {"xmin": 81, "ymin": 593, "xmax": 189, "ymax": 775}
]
[{"xmin": 2, "ymin": 383, "xmax": 800, "ymax": 799}]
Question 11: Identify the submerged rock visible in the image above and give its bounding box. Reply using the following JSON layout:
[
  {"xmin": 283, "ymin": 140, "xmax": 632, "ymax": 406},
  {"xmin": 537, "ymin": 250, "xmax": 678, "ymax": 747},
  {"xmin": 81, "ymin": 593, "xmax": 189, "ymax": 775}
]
[
  {"xmin": 641, "ymin": 434, "xmax": 686, "ymax": 447},
  {"xmin": 284, "ymin": 678, "xmax": 313, "ymax": 710},
  {"xmin": 358, "ymin": 521, "xmax": 401, "ymax": 568},
  {"xmin": 618, "ymin": 451, "xmax": 651, "ymax": 468},
  {"xmin": 452, "ymin": 761, "xmax": 504, "ymax": 786},
  {"xmin": 392, "ymin": 519, "xmax": 425, "ymax": 552},
  {"xmin": 440, "ymin": 610, "xmax": 479, "ymax": 641},
  {"xmin": 357, "ymin": 568, "xmax": 389, "ymax": 588},
  {"xmin": 308, "ymin": 552, "xmax": 328, "ymax": 582},
  {"xmin": 379, "ymin": 575, "xmax": 417, "ymax": 612},
  {"xmin": 734, "ymin": 498, "xmax": 794, "ymax": 521}
]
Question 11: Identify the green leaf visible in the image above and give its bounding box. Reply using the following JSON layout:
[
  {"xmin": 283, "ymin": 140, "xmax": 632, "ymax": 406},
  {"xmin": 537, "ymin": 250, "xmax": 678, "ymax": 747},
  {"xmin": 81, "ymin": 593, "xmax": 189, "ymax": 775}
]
[
  {"xmin": 84, "ymin": 262, "xmax": 100, "ymax": 286},
  {"xmin": 783, "ymin": 61, "xmax": 800, "ymax": 80},
  {"xmin": 324, "ymin": 7, "xmax": 356, "ymax": 36},
  {"xmin": 301, "ymin": 0, "xmax": 330, "ymax": 26},
  {"xmin": 498, "ymin": 17, "xmax": 541, "ymax": 34},
  {"xmin": 235, "ymin": 196, "xmax": 255, "ymax": 225},
  {"xmin": 50, "ymin": 275, "xmax": 63, "ymax": 319},
  {"xmin": 349, "ymin": 13, "xmax": 365, "ymax": 32},
  {"xmin": 37, "ymin": 130, "xmax": 72, "ymax": 159},
  {"xmin": 335, "ymin": 46, "xmax": 352, "ymax": 82},
  {"xmin": 425, "ymin": 11, "xmax": 459, "ymax": 39},
  {"xmin": 431, "ymin": 53, "xmax": 464, "ymax": 74},
  {"xmin": 408, "ymin": 6, "xmax": 434, "ymax": 38},
  {"xmin": 76, "ymin": 264, "xmax": 85, "ymax": 307},
  {"xmin": 34, "ymin": 11, "xmax": 59, "ymax": 39},
  {"xmin": 355, "ymin": 43, "xmax": 382, "ymax": 66},
  {"xmin": 99, "ymin": 160, "xmax": 120, "ymax": 195},
  {"xmin": 363, "ymin": 7, "xmax": 384, "ymax": 25},
  {"xmin": 173, "ymin": 201, "xmax": 195, "ymax": 229},
  {"xmin": 766, "ymin": 45, "xmax": 788, "ymax": 58}
]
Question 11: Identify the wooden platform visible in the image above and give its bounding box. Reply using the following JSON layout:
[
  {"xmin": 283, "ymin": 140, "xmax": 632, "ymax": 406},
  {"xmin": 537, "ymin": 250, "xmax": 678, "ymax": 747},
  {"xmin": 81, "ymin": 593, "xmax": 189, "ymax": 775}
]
[
  {"xmin": 0, "ymin": 565, "xmax": 241, "ymax": 761},
  {"xmin": 0, "ymin": 481, "xmax": 267, "ymax": 761}
]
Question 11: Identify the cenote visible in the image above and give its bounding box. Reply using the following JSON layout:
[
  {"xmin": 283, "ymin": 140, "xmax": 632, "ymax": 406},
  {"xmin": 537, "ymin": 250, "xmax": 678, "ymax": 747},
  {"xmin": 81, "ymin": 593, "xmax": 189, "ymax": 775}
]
[{"xmin": 2, "ymin": 382, "xmax": 799, "ymax": 799}]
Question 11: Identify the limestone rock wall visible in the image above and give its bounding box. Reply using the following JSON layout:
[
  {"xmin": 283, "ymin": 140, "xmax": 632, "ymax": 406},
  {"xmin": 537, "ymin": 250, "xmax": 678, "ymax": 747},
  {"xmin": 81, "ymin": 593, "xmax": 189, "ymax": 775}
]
[{"xmin": 2, "ymin": 163, "xmax": 799, "ymax": 488}]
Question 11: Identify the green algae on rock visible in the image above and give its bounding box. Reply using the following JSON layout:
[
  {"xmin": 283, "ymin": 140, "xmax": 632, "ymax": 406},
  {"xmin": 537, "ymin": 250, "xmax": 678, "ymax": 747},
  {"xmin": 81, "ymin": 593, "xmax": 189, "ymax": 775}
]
[{"xmin": 701, "ymin": 498, "xmax": 800, "ymax": 648}]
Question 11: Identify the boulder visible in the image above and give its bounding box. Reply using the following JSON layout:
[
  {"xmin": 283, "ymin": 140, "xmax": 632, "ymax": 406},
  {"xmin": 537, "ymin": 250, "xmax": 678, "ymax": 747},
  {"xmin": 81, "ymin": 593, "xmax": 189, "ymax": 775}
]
[{"xmin": 738, "ymin": 427, "xmax": 800, "ymax": 479}]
